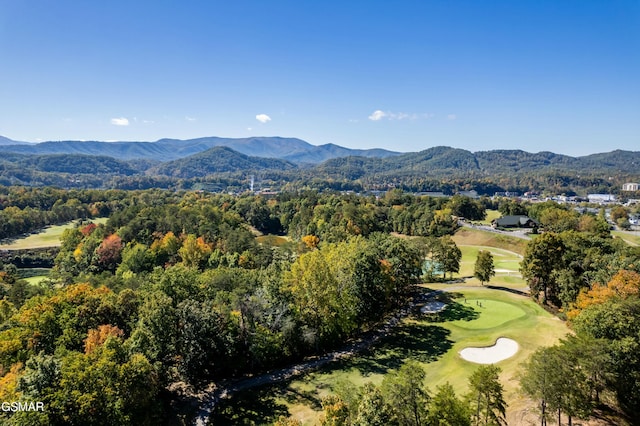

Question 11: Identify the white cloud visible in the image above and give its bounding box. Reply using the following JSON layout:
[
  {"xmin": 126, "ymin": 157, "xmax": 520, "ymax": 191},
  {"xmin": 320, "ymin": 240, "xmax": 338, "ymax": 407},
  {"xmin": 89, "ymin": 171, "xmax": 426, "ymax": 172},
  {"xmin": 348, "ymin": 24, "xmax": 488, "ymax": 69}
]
[
  {"xmin": 447, "ymin": 114, "xmax": 457, "ymax": 120},
  {"xmin": 256, "ymin": 114, "xmax": 271, "ymax": 123},
  {"xmin": 110, "ymin": 117, "xmax": 129, "ymax": 126},
  {"xmin": 247, "ymin": 127, "xmax": 253, "ymax": 131},
  {"xmin": 369, "ymin": 110, "xmax": 434, "ymax": 121},
  {"xmin": 368, "ymin": 110, "xmax": 387, "ymax": 121},
  {"xmin": 185, "ymin": 116, "xmax": 196, "ymax": 122}
]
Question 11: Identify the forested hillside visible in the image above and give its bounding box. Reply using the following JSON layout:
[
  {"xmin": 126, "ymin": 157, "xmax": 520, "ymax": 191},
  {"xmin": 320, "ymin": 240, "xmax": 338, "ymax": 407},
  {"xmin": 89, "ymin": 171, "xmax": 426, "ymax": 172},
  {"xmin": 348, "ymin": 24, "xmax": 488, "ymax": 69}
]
[
  {"xmin": 0, "ymin": 139, "xmax": 638, "ymax": 195},
  {"xmin": 0, "ymin": 136, "xmax": 400, "ymax": 163},
  {"xmin": 152, "ymin": 146, "xmax": 297, "ymax": 178},
  {"xmin": 0, "ymin": 187, "xmax": 476, "ymax": 425}
]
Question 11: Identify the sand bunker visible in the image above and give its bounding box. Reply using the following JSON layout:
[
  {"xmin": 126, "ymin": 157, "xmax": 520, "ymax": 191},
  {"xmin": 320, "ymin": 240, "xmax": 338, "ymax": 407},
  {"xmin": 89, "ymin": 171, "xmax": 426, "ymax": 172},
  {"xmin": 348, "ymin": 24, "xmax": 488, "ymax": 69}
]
[
  {"xmin": 420, "ymin": 301, "xmax": 447, "ymax": 314},
  {"xmin": 459, "ymin": 337, "xmax": 519, "ymax": 364}
]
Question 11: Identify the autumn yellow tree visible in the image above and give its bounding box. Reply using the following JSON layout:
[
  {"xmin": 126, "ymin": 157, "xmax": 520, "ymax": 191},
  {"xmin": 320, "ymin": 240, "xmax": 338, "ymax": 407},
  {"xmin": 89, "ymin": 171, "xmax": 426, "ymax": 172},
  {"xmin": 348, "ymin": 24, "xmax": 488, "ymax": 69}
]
[{"xmin": 568, "ymin": 270, "xmax": 640, "ymax": 320}]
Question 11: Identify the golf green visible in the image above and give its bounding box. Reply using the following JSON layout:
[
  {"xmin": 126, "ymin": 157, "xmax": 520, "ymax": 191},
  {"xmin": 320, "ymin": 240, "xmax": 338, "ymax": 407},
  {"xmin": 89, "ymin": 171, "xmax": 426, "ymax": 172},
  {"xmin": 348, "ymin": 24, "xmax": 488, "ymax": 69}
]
[{"xmin": 448, "ymin": 298, "xmax": 526, "ymax": 330}]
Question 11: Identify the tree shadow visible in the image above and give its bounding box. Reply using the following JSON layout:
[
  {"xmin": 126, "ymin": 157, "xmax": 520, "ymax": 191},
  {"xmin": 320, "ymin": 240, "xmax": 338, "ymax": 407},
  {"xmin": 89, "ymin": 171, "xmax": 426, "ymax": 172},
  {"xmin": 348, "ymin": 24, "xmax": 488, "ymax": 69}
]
[
  {"xmin": 427, "ymin": 300, "xmax": 479, "ymax": 323},
  {"xmin": 280, "ymin": 383, "xmax": 324, "ymax": 411},
  {"xmin": 208, "ymin": 322, "xmax": 454, "ymax": 423},
  {"xmin": 209, "ymin": 376, "xmax": 325, "ymax": 425},
  {"xmin": 320, "ymin": 323, "xmax": 453, "ymax": 377},
  {"xmin": 209, "ymin": 384, "xmax": 290, "ymax": 425}
]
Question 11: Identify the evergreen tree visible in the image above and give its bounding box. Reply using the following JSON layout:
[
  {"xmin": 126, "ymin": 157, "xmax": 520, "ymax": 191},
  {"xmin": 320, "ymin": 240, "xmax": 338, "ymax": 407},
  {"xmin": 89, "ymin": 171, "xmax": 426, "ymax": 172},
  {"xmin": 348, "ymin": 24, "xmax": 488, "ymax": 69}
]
[{"xmin": 467, "ymin": 365, "xmax": 507, "ymax": 426}]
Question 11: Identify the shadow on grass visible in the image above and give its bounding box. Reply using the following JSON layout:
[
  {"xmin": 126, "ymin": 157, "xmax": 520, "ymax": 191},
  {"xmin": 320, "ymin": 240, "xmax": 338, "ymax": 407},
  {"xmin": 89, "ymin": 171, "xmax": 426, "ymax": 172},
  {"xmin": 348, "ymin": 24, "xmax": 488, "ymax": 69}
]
[
  {"xmin": 209, "ymin": 384, "xmax": 290, "ymax": 425},
  {"xmin": 209, "ymin": 376, "xmax": 324, "ymax": 425},
  {"xmin": 426, "ymin": 300, "xmax": 479, "ymax": 323},
  {"xmin": 321, "ymin": 322, "xmax": 453, "ymax": 378},
  {"xmin": 210, "ymin": 322, "xmax": 453, "ymax": 423}
]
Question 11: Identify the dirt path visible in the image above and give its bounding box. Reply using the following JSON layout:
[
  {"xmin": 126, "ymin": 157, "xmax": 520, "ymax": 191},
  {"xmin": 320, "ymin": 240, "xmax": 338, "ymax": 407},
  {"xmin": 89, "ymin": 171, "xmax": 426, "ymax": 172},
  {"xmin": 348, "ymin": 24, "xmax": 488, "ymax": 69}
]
[{"xmin": 190, "ymin": 291, "xmax": 432, "ymax": 426}]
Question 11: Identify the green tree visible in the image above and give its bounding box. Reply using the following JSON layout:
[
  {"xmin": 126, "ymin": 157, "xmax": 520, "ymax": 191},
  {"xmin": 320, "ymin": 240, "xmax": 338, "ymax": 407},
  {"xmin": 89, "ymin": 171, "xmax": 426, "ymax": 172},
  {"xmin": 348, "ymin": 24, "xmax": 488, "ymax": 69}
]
[
  {"xmin": 520, "ymin": 232, "xmax": 565, "ymax": 304},
  {"xmin": 433, "ymin": 236, "xmax": 461, "ymax": 279},
  {"xmin": 539, "ymin": 208, "xmax": 580, "ymax": 233},
  {"xmin": 448, "ymin": 195, "xmax": 486, "ymax": 221},
  {"xmin": 175, "ymin": 299, "xmax": 230, "ymax": 383},
  {"xmin": 467, "ymin": 365, "xmax": 507, "ymax": 426},
  {"xmin": 16, "ymin": 337, "xmax": 160, "ymax": 426},
  {"xmin": 427, "ymin": 382, "xmax": 471, "ymax": 426},
  {"xmin": 499, "ymin": 200, "xmax": 528, "ymax": 216},
  {"xmin": 474, "ymin": 250, "xmax": 495, "ymax": 285},
  {"xmin": 117, "ymin": 242, "xmax": 154, "ymax": 276},
  {"xmin": 353, "ymin": 383, "xmax": 397, "ymax": 426},
  {"xmin": 381, "ymin": 360, "xmax": 430, "ymax": 426},
  {"xmin": 284, "ymin": 243, "xmax": 359, "ymax": 346},
  {"xmin": 520, "ymin": 347, "xmax": 560, "ymax": 426},
  {"xmin": 610, "ymin": 205, "xmax": 628, "ymax": 223}
]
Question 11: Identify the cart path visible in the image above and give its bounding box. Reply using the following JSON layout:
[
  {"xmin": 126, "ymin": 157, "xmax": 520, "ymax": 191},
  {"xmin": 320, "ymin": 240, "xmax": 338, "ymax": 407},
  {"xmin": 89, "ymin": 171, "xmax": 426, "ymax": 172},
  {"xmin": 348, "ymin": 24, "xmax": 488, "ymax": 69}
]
[{"xmin": 191, "ymin": 290, "xmax": 433, "ymax": 426}]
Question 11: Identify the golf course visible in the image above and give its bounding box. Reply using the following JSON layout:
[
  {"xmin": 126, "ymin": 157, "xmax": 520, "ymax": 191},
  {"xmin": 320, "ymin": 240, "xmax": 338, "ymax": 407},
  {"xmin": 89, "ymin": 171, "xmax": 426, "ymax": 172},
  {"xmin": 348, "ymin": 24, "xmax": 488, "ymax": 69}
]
[
  {"xmin": 210, "ymin": 228, "xmax": 570, "ymax": 425},
  {"xmin": 0, "ymin": 218, "xmax": 108, "ymax": 250},
  {"xmin": 0, "ymin": 218, "xmax": 108, "ymax": 284}
]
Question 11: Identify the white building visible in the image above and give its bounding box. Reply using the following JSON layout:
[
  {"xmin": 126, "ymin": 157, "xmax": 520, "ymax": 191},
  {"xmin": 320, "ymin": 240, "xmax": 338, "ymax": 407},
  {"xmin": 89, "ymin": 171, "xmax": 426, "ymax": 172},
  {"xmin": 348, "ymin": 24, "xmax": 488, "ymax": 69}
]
[
  {"xmin": 588, "ymin": 194, "xmax": 617, "ymax": 204},
  {"xmin": 622, "ymin": 182, "xmax": 640, "ymax": 191}
]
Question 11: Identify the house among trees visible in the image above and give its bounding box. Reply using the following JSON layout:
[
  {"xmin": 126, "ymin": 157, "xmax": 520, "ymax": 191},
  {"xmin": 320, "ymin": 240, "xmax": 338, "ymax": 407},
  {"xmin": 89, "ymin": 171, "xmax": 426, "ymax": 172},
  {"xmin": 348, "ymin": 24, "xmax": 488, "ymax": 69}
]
[
  {"xmin": 622, "ymin": 182, "xmax": 640, "ymax": 191},
  {"xmin": 492, "ymin": 215, "xmax": 539, "ymax": 229}
]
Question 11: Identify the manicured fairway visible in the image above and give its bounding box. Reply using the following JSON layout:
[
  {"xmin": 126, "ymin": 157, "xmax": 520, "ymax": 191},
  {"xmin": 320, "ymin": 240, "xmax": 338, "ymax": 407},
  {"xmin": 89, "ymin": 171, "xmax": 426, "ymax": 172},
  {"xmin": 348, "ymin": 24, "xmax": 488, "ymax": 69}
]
[
  {"xmin": 456, "ymin": 245, "xmax": 522, "ymax": 277},
  {"xmin": 0, "ymin": 218, "xmax": 108, "ymax": 250},
  {"xmin": 452, "ymin": 227, "xmax": 528, "ymax": 255},
  {"xmin": 19, "ymin": 268, "xmax": 52, "ymax": 286},
  {"xmin": 210, "ymin": 285, "xmax": 569, "ymax": 425},
  {"xmin": 612, "ymin": 230, "xmax": 640, "ymax": 246}
]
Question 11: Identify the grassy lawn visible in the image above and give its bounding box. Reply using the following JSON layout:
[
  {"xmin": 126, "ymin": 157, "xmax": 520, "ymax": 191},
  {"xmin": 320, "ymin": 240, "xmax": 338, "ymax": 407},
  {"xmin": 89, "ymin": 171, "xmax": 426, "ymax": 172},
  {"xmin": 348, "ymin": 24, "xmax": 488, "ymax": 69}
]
[
  {"xmin": 456, "ymin": 245, "xmax": 522, "ymax": 276},
  {"xmin": 211, "ymin": 285, "xmax": 568, "ymax": 425},
  {"xmin": 612, "ymin": 230, "xmax": 640, "ymax": 246},
  {"xmin": 18, "ymin": 268, "xmax": 52, "ymax": 286},
  {"xmin": 256, "ymin": 235, "xmax": 290, "ymax": 247},
  {"xmin": 453, "ymin": 227, "xmax": 528, "ymax": 255},
  {"xmin": 477, "ymin": 209, "xmax": 501, "ymax": 225},
  {"xmin": 0, "ymin": 218, "xmax": 108, "ymax": 250}
]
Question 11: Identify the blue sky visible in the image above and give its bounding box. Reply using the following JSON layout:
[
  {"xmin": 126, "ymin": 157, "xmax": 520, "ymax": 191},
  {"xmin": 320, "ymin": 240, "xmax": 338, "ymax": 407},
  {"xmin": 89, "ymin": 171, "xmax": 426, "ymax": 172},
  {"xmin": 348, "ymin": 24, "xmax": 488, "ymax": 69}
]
[{"xmin": 1, "ymin": 1, "xmax": 638, "ymax": 155}]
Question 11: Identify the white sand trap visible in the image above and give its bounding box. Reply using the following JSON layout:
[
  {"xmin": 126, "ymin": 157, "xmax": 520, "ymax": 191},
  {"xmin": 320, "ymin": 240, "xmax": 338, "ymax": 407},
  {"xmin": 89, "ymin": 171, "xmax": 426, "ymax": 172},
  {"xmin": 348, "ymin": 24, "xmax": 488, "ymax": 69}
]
[
  {"xmin": 459, "ymin": 337, "xmax": 519, "ymax": 364},
  {"xmin": 421, "ymin": 301, "xmax": 447, "ymax": 314}
]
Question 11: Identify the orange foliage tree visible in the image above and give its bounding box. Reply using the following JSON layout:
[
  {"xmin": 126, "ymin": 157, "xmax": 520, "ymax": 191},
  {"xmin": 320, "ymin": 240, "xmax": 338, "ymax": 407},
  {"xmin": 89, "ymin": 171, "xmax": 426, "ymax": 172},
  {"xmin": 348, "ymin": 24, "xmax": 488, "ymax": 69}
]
[
  {"xmin": 568, "ymin": 270, "xmax": 640, "ymax": 320},
  {"xmin": 84, "ymin": 325, "xmax": 125, "ymax": 354}
]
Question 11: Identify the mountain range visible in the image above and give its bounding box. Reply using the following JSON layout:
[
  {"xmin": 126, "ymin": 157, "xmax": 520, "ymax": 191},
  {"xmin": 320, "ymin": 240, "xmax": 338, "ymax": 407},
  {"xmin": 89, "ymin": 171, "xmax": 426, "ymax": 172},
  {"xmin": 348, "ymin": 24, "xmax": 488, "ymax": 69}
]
[
  {"xmin": 0, "ymin": 136, "xmax": 638, "ymax": 191},
  {"xmin": 0, "ymin": 136, "xmax": 401, "ymax": 163}
]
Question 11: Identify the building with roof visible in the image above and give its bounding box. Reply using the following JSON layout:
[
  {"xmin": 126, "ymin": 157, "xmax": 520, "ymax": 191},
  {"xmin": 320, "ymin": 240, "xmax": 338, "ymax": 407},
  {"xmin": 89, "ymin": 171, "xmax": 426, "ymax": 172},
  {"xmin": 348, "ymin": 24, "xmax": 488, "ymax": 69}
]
[{"xmin": 492, "ymin": 215, "xmax": 539, "ymax": 229}]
